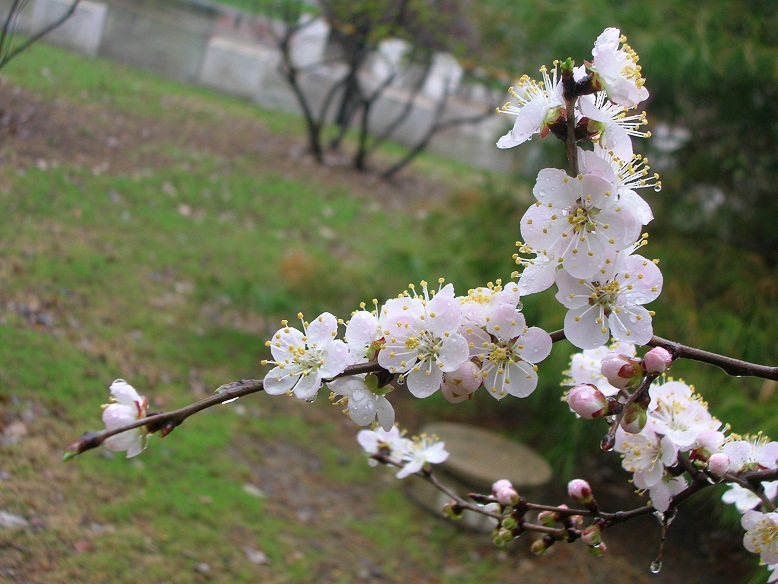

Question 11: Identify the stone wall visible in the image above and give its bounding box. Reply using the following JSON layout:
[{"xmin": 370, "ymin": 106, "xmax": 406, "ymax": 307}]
[{"xmin": 0, "ymin": 0, "xmax": 515, "ymax": 172}]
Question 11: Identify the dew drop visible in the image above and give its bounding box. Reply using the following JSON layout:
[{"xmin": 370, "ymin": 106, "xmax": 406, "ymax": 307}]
[
  {"xmin": 649, "ymin": 559, "xmax": 662, "ymax": 574},
  {"xmin": 600, "ymin": 434, "xmax": 615, "ymax": 451},
  {"xmin": 653, "ymin": 184, "xmax": 662, "ymax": 193},
  {"xmin": 304, "ymin": 395, "xmax": 317, "ymax": 404}
]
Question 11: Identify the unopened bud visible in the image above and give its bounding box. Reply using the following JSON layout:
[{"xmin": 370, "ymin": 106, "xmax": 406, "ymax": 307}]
[
  {"xmin": 492, "ymin": 479, "xmax": 513, "ymax": 494},
  {"xmin": 601, "ymin": 352, "xmax": 644, "ymax": 390},
  {"xmin": 538, "ymin": 510, "xmax": 557, "ymax": 526},
  {"xmin": 567, "ymin": 384, "xmax": 609, "ymax": 419},
  {"xmin": 495, "ymin": 486, "xmax": 520, "ymax": 507},
  {"xmin": 567, "ymin": 515, "xmax": 584, "ymax": 529},
  {"xmin": 443, "ymin": 501, "xmax": 464, "ymax": 520},
  {"xmin": 620, "ymin": 401, "xmax": 648, "ymax": 434},
  {"xmin": 707, "ymin": 452, "xmax": 730, "ymax": 478},
  {"xmin": 581, "ymin": 524, "xmax": 602, "ymax": 547},
  {"xmin": 567, "ymin": 479, "xmax": 594, "ymax": 505},
  {"xmin": 531, "ymin": 538, "xmax": 548, "ymax": 556},
  {"xmin": 643, "ymin": 347, "xmax": 672, "ymax": 374},
  {"xmin": 588, "ymin": 540, "xmax": 607, "ymax": 556},
  {"xmin": 501, "ymin": 515, "xmax": 519, "ymax": 530}
]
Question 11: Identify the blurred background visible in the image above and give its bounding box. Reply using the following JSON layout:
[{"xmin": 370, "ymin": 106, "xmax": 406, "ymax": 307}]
[{"xmin": 0, "ymin": 0, "xmax": 776, "ymax": 582}]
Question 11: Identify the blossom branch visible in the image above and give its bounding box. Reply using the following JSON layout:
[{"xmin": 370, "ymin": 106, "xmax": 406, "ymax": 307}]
[{"xmin": 550, "ymin": 328, "xmax": 778, "ymax": 381}]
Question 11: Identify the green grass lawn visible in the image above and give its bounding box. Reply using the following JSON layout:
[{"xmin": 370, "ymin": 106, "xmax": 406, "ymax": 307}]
[{"xmin": 0, "ymin": 39, "xmax": 774, "ymax": 583}]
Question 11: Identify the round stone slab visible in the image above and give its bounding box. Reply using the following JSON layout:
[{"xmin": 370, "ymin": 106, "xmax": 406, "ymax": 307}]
[{"xmin": 421, "ymin": 422, "xmax": 552, "ymax": 491}]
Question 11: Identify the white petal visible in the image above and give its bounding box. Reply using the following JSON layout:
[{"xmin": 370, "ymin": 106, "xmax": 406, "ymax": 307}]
[
  {"xmin": 292, "ymin": 372, "xmax": 322, "ymax": 400},
  {"xmin": 608, "ymin": 305, "xmax": 653, "ymax": 346},
  {"xmin": 514, "ymin": 327, "xmax": 552, "ymax": 363},
  {"xmin": 564, "ymin": 305, "xmax": 610, "ymax": 350},
  {"xmin": 496, "ymin": 99, "xmax": 548, "ymax": 149},
  {"xmin": 436, "ymin": 334, "xmax": 470, "ymax": 372},
  {"xmin": 320, "ymin": 340, "xmax": 349, "ymax": 378},
  {"xmin": 406, "ymin": 366, "xmax": 443, "ymax": 398},
  {"xmin": 306, "ymin": 312, "xmax": 338, "ymax": 348},
  {"xmin": 263, "ymin": 367, "xmax": 299, "ymax": 395}
]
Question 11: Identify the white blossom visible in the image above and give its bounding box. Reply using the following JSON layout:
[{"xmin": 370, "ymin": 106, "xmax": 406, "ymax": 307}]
[
  {"xmin": 328, "ymin": 374, "xmax": 395, "ymax": 431},
  {"xmin": 102, "ymin": 379, "xmax": 149, "ymax": 458},
  {"xmin": 522, "ymin": 168, "xmax": 642, "ymax": 279},
  {"xmin": 590, "ymin": 28, "xmax": 649, "ymax": 108},
  {"xmin": 742, "ymin": 510, "xmax": 778, "ymax": 565},
  {"xmin": 263, "ymin": 312, "xmax": 349, "ymax": 400},
  {"xmin": 497, "ymin": 64, "xmax": 564, "ymax": 149},
  {"xmin": 378, "ymin": 282, "xmax": 469, "ymax": 398},
  {"xmin": 555, "ymin": 249, "xmax": 662, "ymax": 349}
]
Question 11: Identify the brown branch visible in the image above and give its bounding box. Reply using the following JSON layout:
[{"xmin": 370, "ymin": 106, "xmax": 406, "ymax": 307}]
[{"xmin": 549, "ymin": 328, "xmax": 778, "ymax": 381}]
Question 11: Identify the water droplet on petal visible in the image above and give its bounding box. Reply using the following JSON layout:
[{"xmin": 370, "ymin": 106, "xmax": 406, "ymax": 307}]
[
  {"xmin": 649, "ymin": 559, "xmax": 662, "ymax": 574},
  {"xmin": 304, "ymin": 395, "xmax": 317, "ymax": 404}
]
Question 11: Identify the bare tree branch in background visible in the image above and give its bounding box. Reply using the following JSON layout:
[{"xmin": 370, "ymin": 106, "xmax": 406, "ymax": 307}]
[{"xmin": 0, "ymin": 0, "xmax": 81, "ymax": 70}]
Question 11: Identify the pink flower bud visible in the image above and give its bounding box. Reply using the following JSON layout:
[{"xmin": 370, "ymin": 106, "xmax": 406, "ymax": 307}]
[
  {"xmin": 567, "ymin": 479, "xmax": 594, "ymax": 504},
  {"xmin": 620, "ymin": 401, "xmax": 648, "ymax": 434},
  {"xmin": 441, "ymin": 361, "xmax": 482, "ymax": 403},
  {"xmin": 708, "ymin": 452, "xmax": 730, "ymax": 478},
  {"xmin": 492, "ymin": 479, "xmax": 513, "ymax": 494},
  {"xmin": 567, "ymin": 384, "xmax": 609, "ymax": 419},
  {"xmin": 581, "ymin": 524, "xmax": 602, "ymax": 547},
  {"xmin": 495, "ymin": 486, "xmax": 520, "ymax": 506},
  {"xmin": 601, "ymin": 352, "xmax": 644, "ymax": 390},
  {"xmin": 643, "ymin": 347, "xmax": 673, "ymax": 374},
  {"xmin": 538, "ymin": 510, "xmax": 557, "ymax": 526}
]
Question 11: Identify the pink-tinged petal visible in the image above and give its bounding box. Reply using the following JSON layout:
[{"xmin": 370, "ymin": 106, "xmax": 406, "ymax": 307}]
[
  {"xmin": 436, "ymin": 334, "xmax": 470, "ymax": 372},
  {"xmin": 423, "ymin": 442, "xmax": 450, "ymax": 464},
  {"xmin": 518, "ymin": 255, "xmax": 558, "ymax": 295},
  {"xmin": 109, "ymin": 379, "xmax": 143, "ymax": 407},
  {"xmin": 561, "ymin": 232, "xmax": 606, "ymax": 279},
  {"xmin": 346, "ymin": 311, "xmax": 378, "ymax": 346},
  {"xmin": 620, "ymin": 255, "xmax": 663, "ymax": 304},
  {"xmin": 578, "ymin": 174, "xmax": 618, "ymax": 210},
  {"xmin": 514, "ymin": 327, "xmax": 552, "ymax": 363},
  {"xmin": 555, "ymin": 270, "xmax": 591, "ymax": 309},
  {"xmin": 306, "ymin": 312, "xmax": 338, "ymax": 348},
  {"xmin": 602, "ymin": 123, "xmax": 634, "ymax": 162},
  {"xmin": 532, "ymin": 168, "xmax": 573, "ymax": 207},
  {"xmin": 378, "ymin": 336, "xmax": 417, "ymax": 373},
  {"xmin": 483, "ymin": 366, "xmax": 510, "ymax": 400},
  {"xmin": 263, "ymin": 367, "xmax": 299, "ymax": 395},
  {"xmin": 268, "ymin": 326, "xmax": 305, "ymax": 362},
  {"xmin": 102, "ymin": 403, "xmax": 136, "ymax": 429},
  {"xmin": 565, "ymin": 304, "xmax": 610, "ymax": 350},
  {"xmin": 520, "ymin": 202, "xmax": 567, "ymax": 253},
  {"xmin": 486, "ymin": 305, "xmax": 526, "ymax": 341},
  {"xmin": 320, "ymin": 340, "xmax": 349, "ymax": 378},
  {"xmin": 426, "ymin": 284, "xmax": 461, "ymax": 336},
  {"xmin": 608, "ymin": 305, "xmax": 653, "ymax": 346},
  {"xmin": 496, "ymin": 99, "xmax": 548, "ymax": 149},
  {"xmin": 292, "ymin": 372, "xmax": 321, "ymax": 399},
  {"xmin": 104, "ymin": 431, "xmax": 141, "ymax": 455},
  {"xmin": 757, "ymin": 443, "xmax": 778, "ymax": 469},
  {"xmin": 462, "ymin": 325, "xmax": 491, "ymax": 358},
  {"xmin": 621, "ymin": 190, "xmax": 653, "ymax": 225},
  {"xmin": 595, "ymin": 205, "xmax": 642, "ymax": 249},
  {"xmin": 503, "ymin": 362, "xmax": 539, "ymax": 398},
  {"xmin": 406, "ymin": 366, "xmax": 444, "ymax": 398},
  {"xmin": 742, "ymin": 510, "xmax": 764, "ymax": 532}
]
